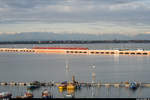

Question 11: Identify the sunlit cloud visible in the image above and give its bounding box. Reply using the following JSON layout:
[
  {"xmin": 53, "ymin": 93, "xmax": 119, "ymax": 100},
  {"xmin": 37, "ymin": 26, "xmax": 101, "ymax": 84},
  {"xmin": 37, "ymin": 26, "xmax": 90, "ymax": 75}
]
[{"xmin": 0, "ymin": 0, "xmax": 150, "ymax": 35}]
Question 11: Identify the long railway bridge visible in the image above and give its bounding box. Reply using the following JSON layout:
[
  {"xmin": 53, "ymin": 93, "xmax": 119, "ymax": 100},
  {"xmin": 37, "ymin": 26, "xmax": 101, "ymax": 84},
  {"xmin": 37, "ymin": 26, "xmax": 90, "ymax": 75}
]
[{"xmin": 0, "ymin": 47, "xmax": 150, "ymax": 56}]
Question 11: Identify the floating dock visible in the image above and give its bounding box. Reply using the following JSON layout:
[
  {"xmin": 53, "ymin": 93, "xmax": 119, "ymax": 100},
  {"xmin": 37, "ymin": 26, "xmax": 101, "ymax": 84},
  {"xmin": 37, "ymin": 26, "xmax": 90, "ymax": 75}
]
[
  {"xmin": 0, "ymin": 81, "xmax": 150, "ymax": 88},
  {"xmin": 0, "ymin": 47, "xmax": 150, "ymax": 56}
]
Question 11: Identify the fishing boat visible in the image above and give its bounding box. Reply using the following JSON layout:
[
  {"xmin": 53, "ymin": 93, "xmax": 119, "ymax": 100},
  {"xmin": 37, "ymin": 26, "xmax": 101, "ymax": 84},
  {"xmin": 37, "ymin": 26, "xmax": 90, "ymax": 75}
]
[
  {"xmin": 16, "ymin": 91, "xmax": 33, "ymax": 98},
  {"xmin": 41, "ymin": 89, "xmax": 52, "ymax": 98},
  {"xmin": 0, "ymin": 92, "xmax": 12, "ymax": 99},
  {"xmin": 58, "ymin": 81, "xmax": 67, "ymax": 90}
]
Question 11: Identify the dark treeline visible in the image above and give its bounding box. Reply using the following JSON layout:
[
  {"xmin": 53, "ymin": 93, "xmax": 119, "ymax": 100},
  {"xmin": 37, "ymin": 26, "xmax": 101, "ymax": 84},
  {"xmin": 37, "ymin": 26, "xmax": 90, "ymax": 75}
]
[{"xmin": 0, "ymin": 40, "xmax": 150, "ymax": 44}]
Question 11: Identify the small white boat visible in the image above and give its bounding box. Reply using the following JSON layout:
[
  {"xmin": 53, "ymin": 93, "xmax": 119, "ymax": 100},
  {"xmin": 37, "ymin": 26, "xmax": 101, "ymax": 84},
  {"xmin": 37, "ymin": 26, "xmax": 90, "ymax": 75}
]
[
  {"xmin": 65, "ymin": 94, "xmax": 72, "ymax": 98},
  {"xmin": 23, "ymin": 91, "xmax": 33, "ymax": 98},
  {"xmin": 65, "ymin": 94, "xmax": 74, "ymax": 98},
  {"xmin": 16, "ymin": 91, "xmax": 33, "ymax": 98},
  {"xmin": 42, "ymin": 89, "xmax": 52, "ymax": 98}
]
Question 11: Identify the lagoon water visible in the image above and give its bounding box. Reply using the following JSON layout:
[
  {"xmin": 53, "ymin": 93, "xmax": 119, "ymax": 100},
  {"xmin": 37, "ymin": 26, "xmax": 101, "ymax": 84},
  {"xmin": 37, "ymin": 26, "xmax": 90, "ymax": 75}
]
[{"xmin": 0, "ymin": 43, "xmax": 150, "ymax": 98}]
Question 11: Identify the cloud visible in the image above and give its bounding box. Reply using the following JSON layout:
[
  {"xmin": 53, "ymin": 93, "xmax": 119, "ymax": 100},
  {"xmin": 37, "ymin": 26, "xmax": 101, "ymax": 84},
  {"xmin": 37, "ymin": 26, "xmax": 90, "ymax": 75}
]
[{"xmin": 0, "ymin": 0, "xmax": 150, "ymax": 35}]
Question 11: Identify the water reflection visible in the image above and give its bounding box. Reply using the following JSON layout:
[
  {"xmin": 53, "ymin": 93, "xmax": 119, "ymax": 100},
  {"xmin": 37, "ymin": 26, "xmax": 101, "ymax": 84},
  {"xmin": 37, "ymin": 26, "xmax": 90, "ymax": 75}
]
[
  {"xmin": 113, "ymin": 54, "xmax": 119, "ymax": 64},
  {"xmin": 1, "ymin": 43, "xmax": 150, "ymax": 98},
  {"xmin": 0, "ymin": 85, "xmax": 149, "ymax": 98}
]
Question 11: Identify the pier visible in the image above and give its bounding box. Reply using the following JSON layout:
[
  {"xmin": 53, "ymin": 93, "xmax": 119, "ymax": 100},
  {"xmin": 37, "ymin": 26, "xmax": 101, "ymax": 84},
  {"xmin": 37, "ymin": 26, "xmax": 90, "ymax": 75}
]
[
  {"xmin": 0, "ymin": 81, "xmax": 150, "ymax": 88},
  {"xmin": 0, "ymin": 48, "xmax": 150, "ymax": 56},
  {"xmin": 0, "ymin": 76, "xmax": 149, "ymax": 98}
]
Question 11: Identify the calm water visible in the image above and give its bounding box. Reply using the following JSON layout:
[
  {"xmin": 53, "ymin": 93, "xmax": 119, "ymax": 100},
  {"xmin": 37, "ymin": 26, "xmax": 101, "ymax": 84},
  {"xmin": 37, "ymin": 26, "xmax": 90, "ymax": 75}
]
[{"xmin": 0, "ymin": 43, "xmax": 150, "ymax": 98}]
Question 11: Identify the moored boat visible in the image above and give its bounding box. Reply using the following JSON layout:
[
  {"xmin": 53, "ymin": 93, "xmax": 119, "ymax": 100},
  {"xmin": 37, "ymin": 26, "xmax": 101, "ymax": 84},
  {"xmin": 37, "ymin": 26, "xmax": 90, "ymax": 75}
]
[
  {"xmin": 16, "ymin": 91, "xmax": 33, "ymax": 98},
  {"xmin": 23, "ymin": 91, "xmax": 33, "ymax": 98},
  {"xmin": 27, "ymin": 84, "xmax": 40, "ymax": 90},
  {"xmin": 27, "ymin": 81, "xmax": 40, "ymax": 90},
  {"xmin": 0, "ymin": 92, "xmax": 12, "ymax": 99},
  {"xmin": 129, "ymin": 82, "xmax": 138, "ymax": 90},
  {"xmin": 67, "ymin": 83, "xmax": 75, "ymax": 90},
  {"xmin": 58, "ymin": 84, "xmax": 67, "ymax": 89},
  {"xmin": 58, "ymin": 81, "xmax": 67, "ymax": 90},
  {"xmin": 65, "ymin": 94, "xmax": 74, "ymax": 98},
  {"xmin": 41, "ymin": 89, "xmax": 52, "ymax": 98}
]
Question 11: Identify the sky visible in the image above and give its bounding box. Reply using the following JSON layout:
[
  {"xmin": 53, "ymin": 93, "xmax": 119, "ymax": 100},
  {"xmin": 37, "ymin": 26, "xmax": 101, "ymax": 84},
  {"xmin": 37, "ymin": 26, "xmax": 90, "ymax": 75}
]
[{"xmin": 0, "ymin": 0, "xmax": 150, "ymax": 35}]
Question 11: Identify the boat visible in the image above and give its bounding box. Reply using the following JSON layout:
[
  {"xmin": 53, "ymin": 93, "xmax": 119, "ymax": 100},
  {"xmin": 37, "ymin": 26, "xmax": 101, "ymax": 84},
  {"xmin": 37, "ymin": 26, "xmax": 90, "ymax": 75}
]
[
  {"xmin": 64, "ymin": 93, "xmax": 75, "ymax": 98},
  {"xmin": 27, "ymin": 84, "xmax": 40, "ymax": 90},
  {"xmin": 65, "ymin": 94, "xmax": 73, "ymax": 98},
  {"xmin": 70, "ymin": 75, "xmax": 81, "ymax": 89},
  {"xmin": 41, "ymin": 89, "xmax": 52, "ymax": 98},
  {"xmin": 58, "ymin": 84, "xmax": 67, "ymax": 90},
  {"xmin": 23, "ymin": 91, "xmax": 33, "ymax": 98},
  {"xmin": 27, "ymin": 81, "xmax": 40, "ymax": 90},
  {"xmin": 67, "ymin": 83, "xmax": 75, "ymax": 90},
  {"xmin": 129, "ymin": 82, "xmax": 138, "ymax": 89},
  {"xmin": 0, "ymin": 92, "xmax": 12, "ymax": 99},
  {"xmin": 58, "ymin": 81, "xmax": 67, "ymax": 90},
  {"xmin": 16, "ymin": 91, "xmax": 33, "ymax": 98}
]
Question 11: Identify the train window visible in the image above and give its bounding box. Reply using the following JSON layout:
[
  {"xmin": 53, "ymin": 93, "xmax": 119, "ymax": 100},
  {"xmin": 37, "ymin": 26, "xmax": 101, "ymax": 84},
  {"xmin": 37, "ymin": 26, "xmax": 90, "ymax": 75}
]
[
  {"xmin": 111, "ymin": 52, "xmax": 115, "ymax": 54},
  {"xmin": 137, "ymin": 53, "xmax": 141, "ymax": 55},
  {"xmin": 143, "ymin": 53, "xmax": 148, "ymax": 55},
  {"xmin": 131, "ymin": 53, "xmax": 135, "ymax": 55},
  {"xmin": 75, "ymin": 51, "xmax": 78, "ymax": 53}
]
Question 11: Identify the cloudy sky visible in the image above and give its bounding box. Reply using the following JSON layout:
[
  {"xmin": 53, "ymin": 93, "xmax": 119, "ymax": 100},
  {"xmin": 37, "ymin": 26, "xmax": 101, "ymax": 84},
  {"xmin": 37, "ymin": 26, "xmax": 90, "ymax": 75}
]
[{"xmin": 0, "ymin": 0, "xmax": 150, "ymax": 35}]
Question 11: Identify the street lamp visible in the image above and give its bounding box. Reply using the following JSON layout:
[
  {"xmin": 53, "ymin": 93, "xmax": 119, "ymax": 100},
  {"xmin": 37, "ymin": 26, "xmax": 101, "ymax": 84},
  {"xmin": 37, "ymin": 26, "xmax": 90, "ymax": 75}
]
[
  {"xmin": 89, "ymin": 65, "xmax": 96, "ymax": 84},
  {"xmin": 89, "ymin": 65, "xmax": 96, "ymax": 97}
]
